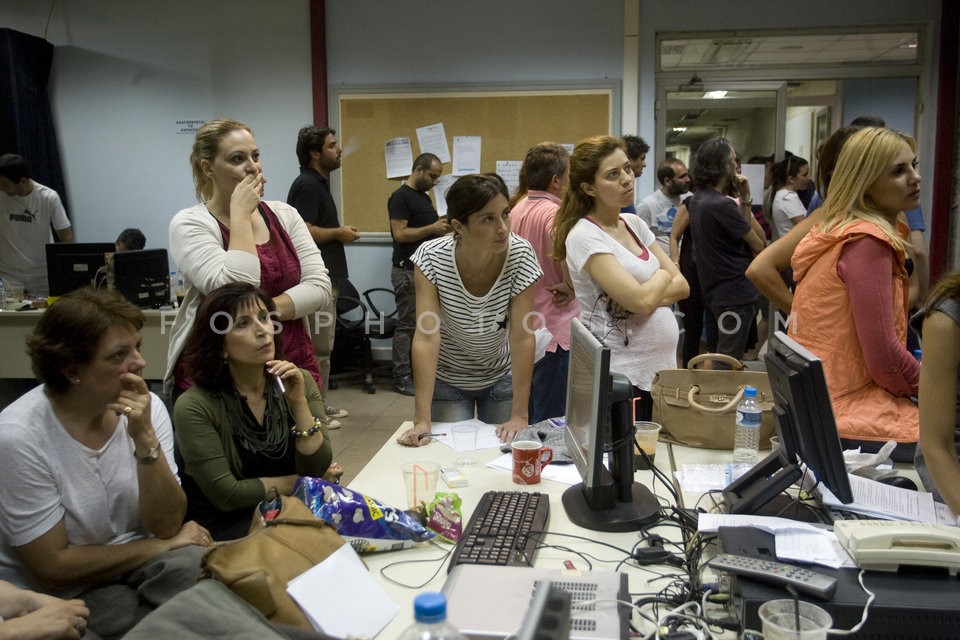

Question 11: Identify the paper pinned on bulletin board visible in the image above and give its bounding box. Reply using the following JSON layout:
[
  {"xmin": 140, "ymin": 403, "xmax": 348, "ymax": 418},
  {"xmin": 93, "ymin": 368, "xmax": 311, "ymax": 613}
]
[
  {"xmin": 432, "ymin": 174, "xmax": 457, "ymax": 217},
  {"xmin": 385, "ymin": 137, "xmax": 413, "ymax": 179},
  {"xmin": 416, "ymin": 123, "xmax": 451, "ymax": 164},
  {"xmin": 496, "ymin": 160, "xmax": 522, "ymax": 194},
  {"xmin": 452, "ymin": 136, "xmax": 481, "ymax": 175}
]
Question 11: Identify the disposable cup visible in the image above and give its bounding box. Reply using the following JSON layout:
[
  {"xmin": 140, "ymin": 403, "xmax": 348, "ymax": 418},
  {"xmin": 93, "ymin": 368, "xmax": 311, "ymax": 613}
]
[
  {"xmin": 401, "ymin": 461, "xmax": 440, "ymax": 509},
  {"xmin": 769, "ymin": 435, "xmax": 782, "ymax": 451},
  {"xmin": 633, "ymin": 421, "xmax": 661, "ymax": 470},
  {"xmin": 759, "ymin": 599, "xmax": 832, "ymax": 640},
  {"xmin": 451, "ymin": 424, "xmax": 478, "ymax": 467}
]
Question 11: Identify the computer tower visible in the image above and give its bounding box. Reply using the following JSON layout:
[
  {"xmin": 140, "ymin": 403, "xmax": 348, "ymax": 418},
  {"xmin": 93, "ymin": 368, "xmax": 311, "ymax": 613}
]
[{"xmin": 718, "ymin": 527, "xmax": 960, "ymax": 639}]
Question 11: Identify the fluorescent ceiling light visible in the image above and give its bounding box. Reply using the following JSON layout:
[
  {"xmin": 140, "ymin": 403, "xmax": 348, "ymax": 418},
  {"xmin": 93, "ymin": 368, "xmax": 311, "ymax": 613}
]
[
  {"xmin": 672, "ymin": 126, "xmax": 687, "ymax": 132},
  {"xmin": 703, "ymin": 90, "xmax": 727, "ymax": 99}
]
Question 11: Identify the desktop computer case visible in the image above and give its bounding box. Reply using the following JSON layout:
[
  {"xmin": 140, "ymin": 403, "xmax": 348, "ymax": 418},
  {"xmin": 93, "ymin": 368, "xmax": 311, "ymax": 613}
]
[
  {"xmin": 718, "ymin": 527, "xmax": 960, "ymax": 639},
  {"xmin": 443, "ymin": 565, "xmax": 628, "ymax": 640}
]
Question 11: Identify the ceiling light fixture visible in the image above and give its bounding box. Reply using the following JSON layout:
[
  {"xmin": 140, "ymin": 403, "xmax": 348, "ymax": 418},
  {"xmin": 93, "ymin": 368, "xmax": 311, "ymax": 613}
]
[{"xmin": 703, "ymin": 90, "xmax": 727, "ymax": 99}]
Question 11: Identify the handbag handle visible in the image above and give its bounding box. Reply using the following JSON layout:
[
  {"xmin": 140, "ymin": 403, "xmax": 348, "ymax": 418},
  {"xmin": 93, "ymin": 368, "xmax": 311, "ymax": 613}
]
[
  {"xmin": 687, "ymin": 384, "xmax": 745, "ymax": 414},
  {"xmin": 687, "ymin": 353, "xmax": 745, "ymax": 371},
  {"xmin": 263, "ymin": 517, "xmax": 332, "ymax": 529}
]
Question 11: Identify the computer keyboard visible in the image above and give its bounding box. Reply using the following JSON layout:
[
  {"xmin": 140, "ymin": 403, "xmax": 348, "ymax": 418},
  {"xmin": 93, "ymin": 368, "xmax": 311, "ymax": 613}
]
[{"xmin": 448, "ymin": 490, "xmax": 550, "ymax": 571}]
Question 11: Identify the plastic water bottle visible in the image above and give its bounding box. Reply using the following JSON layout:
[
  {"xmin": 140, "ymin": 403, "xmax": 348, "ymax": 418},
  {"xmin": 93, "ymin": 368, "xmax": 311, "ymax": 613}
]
[
  {"xmin": 399, "ymin": 593, "xmax": 467, "ymax": 640},
  {"xmin": 733, "ymin": 386, "xmax": 762, "ymax": 464},
  {"xmin": 0, "ymin": 277, "xmax": 7, "ymax": 310}
]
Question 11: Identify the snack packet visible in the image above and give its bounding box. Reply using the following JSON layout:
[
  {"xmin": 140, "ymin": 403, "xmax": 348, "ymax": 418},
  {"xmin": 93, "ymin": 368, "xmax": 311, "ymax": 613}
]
[
  {"xmin": 426, "ymin": 492, "xmax": 463, "ymax": 542},
  {"xmin": 294, "ymin": 476, "xmax": 435, "ymax": 553}
]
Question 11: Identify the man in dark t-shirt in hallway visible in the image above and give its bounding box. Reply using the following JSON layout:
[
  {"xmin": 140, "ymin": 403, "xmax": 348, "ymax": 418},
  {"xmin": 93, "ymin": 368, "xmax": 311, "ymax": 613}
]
[
  {"xmin": 288, "ymin": 125, "xmax": 360, "ymax": 421},
  {"xmin": 387, "ymin": 153, "xmax": 449, "ymax": 395}
]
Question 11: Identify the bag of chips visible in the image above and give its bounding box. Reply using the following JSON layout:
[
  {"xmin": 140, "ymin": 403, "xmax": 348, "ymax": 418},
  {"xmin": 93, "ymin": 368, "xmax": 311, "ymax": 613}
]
[{"xmin": 293, "ymin": 476, "xmax": 435, "ymax": 553}]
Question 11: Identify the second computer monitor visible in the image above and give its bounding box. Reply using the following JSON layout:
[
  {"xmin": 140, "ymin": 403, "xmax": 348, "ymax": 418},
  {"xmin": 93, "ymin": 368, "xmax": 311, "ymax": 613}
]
[
  {"xmin": 112, "ymin": 248, "xmax": 170, "ymax": 309},
  {"xmin": 561, "ymin": 318, "xmax": 660, "ymax": 531},
  {"xmin": 46, "ymin": 242, "xmax": 115, "ymax": 297}
]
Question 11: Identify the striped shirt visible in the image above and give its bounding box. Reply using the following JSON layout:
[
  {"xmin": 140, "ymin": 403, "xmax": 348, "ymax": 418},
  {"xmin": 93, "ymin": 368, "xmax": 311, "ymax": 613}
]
[{"xmin": 412, "ymin": 233, "xmax": 542, "ymax": 390}]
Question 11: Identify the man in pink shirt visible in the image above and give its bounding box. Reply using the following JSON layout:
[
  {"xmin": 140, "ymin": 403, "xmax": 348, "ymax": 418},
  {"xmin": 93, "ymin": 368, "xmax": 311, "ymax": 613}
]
[{"xmin": 509, "ymin": 143, "xmax": 578, "ymax": 422}]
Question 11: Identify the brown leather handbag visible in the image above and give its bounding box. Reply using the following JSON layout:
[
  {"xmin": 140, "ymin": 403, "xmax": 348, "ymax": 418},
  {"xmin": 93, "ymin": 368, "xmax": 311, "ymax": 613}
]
[
  {"xmin": 201, "ymin": 494, "xmax": 346, "ymax": 629},
  {"xmin": 650, "ymin": 353, "xmax": 777, "ymax": 449}
]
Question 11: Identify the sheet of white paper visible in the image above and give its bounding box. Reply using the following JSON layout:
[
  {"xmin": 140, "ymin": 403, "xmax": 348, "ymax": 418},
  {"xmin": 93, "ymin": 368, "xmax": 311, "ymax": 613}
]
[
  {"xmin": 935, "ymin": 501, "xmax": 960, "ymax": 526},
  {"xmin": 287, "ymin": 544, "xmax": 398, "ymax": 638},
  {"xmin": 740, "ymin": 164, "xmax": 766, "ymax": 202},
  {"xmin": 697, "ymin": 513, "xmax": 823, "ymax": 535},
  {"xmin": 561, "ymin": 143, "xmax": 575, "ymax": 155},
  {"xmin": 496, "ymin": 160, "xmax": 522, "ymax": 194},
  {"xmin": 675, "ymin": 463, "xmax": 754, "ymax": 492},
  {"xmin": 487, "ymin": 452, "xmax": 583, "ymax": 485},
  {"xmin": 452, "ymin": 136, "xmax": 481, "ymax": 175},
  {"xmin": 429, "ymin": 419, "xmax": 502, "ymax": 451},
  {"xmin": 775, "ymin": 530, "xmax": 858, "ymax": 569},
  {"xmin": 416, "ymin": 123, "xmax": 450, "ymax": 163},
  {"xmin": 819, "ymin": 473, "xmax": 937, "ymax": 523},
  {"xmin": 384, "ymin": 137, "xmax": 413, "ymax": 179},
  {"xmin": 432, "ymin": 174, "xmax": 457, "ymax": 217}
]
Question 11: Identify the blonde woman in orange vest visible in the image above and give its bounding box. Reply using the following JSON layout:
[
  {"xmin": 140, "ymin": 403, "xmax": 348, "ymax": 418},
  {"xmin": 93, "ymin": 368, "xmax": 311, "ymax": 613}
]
[{"xmin": 789, "ymin": 127, "xmax": 921, "ymax": 462}]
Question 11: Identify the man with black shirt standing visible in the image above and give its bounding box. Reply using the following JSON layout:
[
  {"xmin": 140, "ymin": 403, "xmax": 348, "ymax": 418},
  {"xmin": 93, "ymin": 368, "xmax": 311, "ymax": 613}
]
[
  {"xmin": 387, "ymin": 153, "xmax": 448, "ymax": 395},
  {"xmin": 288, "ymin": 126, "xmax": 360, "ymax": 422}
]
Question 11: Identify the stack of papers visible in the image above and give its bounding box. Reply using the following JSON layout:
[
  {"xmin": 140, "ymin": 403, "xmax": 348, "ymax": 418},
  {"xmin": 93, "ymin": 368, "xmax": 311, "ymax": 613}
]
[{"xmin": 819, "ymin": 473, "xmax": 943, "ymax": 523}]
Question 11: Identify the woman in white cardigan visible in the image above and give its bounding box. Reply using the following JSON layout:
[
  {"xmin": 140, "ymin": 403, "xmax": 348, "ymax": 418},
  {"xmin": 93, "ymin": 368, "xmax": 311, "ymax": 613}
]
[{"xmin": 165, "ymin": 119, "xmax": 332, "ymax": 401}]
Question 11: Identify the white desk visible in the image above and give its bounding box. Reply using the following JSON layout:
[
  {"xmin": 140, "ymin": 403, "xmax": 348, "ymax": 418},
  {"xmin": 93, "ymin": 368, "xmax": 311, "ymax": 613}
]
[
  {"xmin": 0, "ymin": 308, "xmax": 174, "ymax": 380},
  {"xmin": 347, "ymin": 423, "xmax": 691, "ymax": 639}
]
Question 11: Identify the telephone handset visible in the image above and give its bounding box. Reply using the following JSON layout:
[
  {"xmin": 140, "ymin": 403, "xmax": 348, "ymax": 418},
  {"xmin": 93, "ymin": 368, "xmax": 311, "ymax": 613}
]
[{"xmin": 835, "ymin": 519, "xmax": 960, "ymax": 574}]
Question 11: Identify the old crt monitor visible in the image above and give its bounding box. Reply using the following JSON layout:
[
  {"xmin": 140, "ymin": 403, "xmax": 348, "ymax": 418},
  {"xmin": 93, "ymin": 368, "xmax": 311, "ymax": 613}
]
[
  {"xmin": 46, "ymin": 242, "xmax": 115, "ymax": 297},
  {"xmin": 113, "ymin": 248, "xmax": 170, "ymax": 309},
  {"xmin": 722, "ymin": 331, "xmax": 853, "ymax": 514},
  {"xmin": 561, "ymin": 318, "xmax": 659, "ymax": 531}
]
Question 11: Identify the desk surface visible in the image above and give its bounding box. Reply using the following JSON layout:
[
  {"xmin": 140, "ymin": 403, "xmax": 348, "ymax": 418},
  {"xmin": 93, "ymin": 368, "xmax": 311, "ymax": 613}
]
[
  {"xmin": 0, "ymin": 308, "xmax": 174, "ymax": 380},
  {"xmin": 348, "ymin": 422, "xmax": 695, "ymax": 639}
]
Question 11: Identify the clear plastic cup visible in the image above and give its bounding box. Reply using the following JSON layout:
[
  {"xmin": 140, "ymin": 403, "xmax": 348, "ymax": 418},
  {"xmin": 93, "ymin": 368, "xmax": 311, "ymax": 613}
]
[
  {"xmin": 451, "ymin": 424, "xmax": 478, "ymax": 467},
  {"xmin": 401, "ymin": 461, "xmax": 440, "ymax": 509},
  {"xmin": 759, "ymin": 599, "xmax": 832, "ymax": 640}
]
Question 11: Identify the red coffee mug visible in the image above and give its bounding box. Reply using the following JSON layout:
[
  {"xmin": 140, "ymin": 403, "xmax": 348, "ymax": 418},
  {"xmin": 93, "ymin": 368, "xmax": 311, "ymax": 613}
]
[{"xmin": 511, "ymin": 440, "xmax": 553, "ymax": 485}]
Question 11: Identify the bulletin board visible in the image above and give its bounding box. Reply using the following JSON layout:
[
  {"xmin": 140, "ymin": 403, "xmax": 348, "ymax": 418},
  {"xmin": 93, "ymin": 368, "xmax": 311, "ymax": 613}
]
[{"xmin": 331, "ymin": 83, "xmax": 618, "ymax": 237}]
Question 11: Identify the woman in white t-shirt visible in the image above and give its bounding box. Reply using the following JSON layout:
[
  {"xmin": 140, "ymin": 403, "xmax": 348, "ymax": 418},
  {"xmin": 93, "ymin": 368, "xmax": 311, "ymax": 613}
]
[
  {"xmin": 553, "ymin": 136, "xmax": 688, "ymax": 421},
  {"xmin": 396, "ymin": 175, "xmax": 543, "ymax": 447},
  {"xmin": 769, "ymin": 154, "xmax": 811, "ymax": 239}
]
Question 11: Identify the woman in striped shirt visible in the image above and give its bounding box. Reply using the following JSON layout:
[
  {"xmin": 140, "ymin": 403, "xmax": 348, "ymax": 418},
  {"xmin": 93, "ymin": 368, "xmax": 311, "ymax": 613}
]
[{"xmin": 396, "ymin": 175, "xmax": 543, "ymax": 446}]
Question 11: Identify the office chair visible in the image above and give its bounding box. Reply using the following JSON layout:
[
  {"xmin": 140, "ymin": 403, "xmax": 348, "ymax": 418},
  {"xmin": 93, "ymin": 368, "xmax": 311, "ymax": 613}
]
[{"xmin": 329, "ymin": 279, "xmax": 397, "ymax": 394}]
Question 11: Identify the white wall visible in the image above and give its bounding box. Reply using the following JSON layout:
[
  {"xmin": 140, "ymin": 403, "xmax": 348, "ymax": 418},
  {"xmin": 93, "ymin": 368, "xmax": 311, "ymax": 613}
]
[{"xmin": 0, "ymin": 0, "xmax": 313, "ymax": 267}]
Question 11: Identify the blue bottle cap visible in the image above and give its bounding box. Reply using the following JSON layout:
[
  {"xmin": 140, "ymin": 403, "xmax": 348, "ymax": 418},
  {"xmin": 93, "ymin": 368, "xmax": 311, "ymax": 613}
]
[
  {"xmin": 743, "ymin": 386, "xmax": 758, "ymax": 398},
  {"xmin": 414, "ymin": 592, "xmax": 447, "ymax": 623},
  {"xmin": 913, "ymin": 349, "xmax": 922, "ymax": 359}
]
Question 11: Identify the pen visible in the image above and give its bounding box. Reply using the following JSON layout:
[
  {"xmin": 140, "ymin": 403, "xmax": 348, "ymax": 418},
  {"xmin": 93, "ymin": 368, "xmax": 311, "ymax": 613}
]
[
  {"xmin": 563, "ymin": 560, "xmax": 577, "ymax": 570},
  {"xmin": 274, "ymin": 375, "xmax": 285, "ymax": 394},
  {"xmin": 419, "ymin": 433, "xmax": 448, "ymax": 439}
]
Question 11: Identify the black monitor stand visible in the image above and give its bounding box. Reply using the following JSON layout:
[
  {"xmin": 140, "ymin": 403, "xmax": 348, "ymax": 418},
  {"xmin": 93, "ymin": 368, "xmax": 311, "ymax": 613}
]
[{"xmin": 562, "ymin": 374, "xmax": 661, "ymax": 532}]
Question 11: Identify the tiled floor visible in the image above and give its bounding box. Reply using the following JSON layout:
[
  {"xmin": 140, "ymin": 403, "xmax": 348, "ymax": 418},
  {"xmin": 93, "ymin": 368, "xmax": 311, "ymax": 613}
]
[{"xmin": 322, "ymin": 378, "xmax": 415, "ymax": 485}]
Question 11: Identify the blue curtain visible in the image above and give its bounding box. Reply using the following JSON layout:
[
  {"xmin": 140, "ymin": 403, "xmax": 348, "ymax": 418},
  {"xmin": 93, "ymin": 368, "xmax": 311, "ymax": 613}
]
[{"xmin": 0, "ymin": 28, "xmax": 69, "ymax": 217}]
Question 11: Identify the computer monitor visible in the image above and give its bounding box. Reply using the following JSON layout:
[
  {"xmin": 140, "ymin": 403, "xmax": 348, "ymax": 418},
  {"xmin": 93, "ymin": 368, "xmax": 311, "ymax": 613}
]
[
  {"xmin": 112, "ymin": 248, "xmax": 170, "ymax": 309},
  {"xmin": 46, "ymin": 242, "xmax": 116, "ymax": 297},
  {"xmin": 722, "ymin": 331, "xmax": 854, "ymax": 514},
  {"xmin": 561, "ymin": 318, "xmax": 660, "ymax": 531}
]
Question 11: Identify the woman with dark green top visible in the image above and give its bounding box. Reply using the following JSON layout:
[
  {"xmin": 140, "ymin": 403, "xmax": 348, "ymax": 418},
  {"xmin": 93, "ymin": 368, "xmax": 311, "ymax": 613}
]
[{"xmin": 174, "ymin": 282, "xmax": 335, "ymax": 540}]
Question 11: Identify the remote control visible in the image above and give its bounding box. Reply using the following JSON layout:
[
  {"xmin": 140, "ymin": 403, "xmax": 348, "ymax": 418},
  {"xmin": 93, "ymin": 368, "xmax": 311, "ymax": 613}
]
[{"xmin": 708, "ymin": 553, "xmax": 837, "ymax": 600}]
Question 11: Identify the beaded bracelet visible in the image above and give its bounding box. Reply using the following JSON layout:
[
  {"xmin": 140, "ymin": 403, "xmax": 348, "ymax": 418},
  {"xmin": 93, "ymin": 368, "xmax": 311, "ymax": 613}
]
[{"xmin": 291, "ymin": 417, "xmax": 323, "ymax": 438}]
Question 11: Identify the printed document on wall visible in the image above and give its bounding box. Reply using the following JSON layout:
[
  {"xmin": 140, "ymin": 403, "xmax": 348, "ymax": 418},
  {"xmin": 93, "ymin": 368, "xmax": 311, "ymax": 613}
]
[
  {"xmin": 432, "ymin": 174, "xmax": 458, "ymax": 217},
  {"xmin": 453, "ymin": 136, "xmax": 481, "ymax": 175},
  {"xmin": 416, "ymin": 123, "xmax": 451, "ymax": 164},
  {"xmin": 385, "ymin": 137, "xmax": 413, "ymax": 179},
  {"xmin": 496, "ymin": 160, "xmax": 522, "ymax": 194}
]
